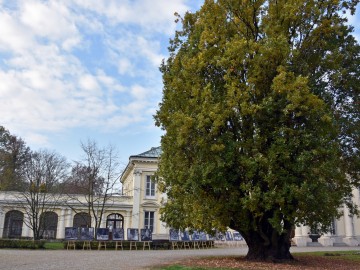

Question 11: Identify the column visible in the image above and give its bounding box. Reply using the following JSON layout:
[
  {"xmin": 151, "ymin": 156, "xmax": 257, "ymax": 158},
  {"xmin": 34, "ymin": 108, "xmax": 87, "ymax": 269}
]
[
  {"xmin": 343, "ymin": 205, "xmax": 359, "ymax": 246},
  {"xmin": 0, "ymin": 207, "xmax": 4, "ymax": 239},
  {"xmin": 301, "ymin": 225, "xmax": 312, "ymax": 243},
  {"xmin": 293, "ymin": 225, "xmax": 307, "ymax": 246},
  {"xmin": 92, "ymin": 214, "xmax": 97, "ymax": 229},
  {"xmin": 131, "ymin": 169, "xmax": 141, "ymax": 228},
  {"xmin": 101, "ymin": 214, "xmax": 106, "ymax": 228},
  {"xmin": 22, "ymin": 213, "xmax": 31, "ymax": 238},
  {"xmin": 57, "ymin": 208, "xmax": 66, "ymax": 239},
  {"xmin": 65, "ymin": 209, "xmax": 73, "ymax": 227},
  {"xmin": 319, "ymin": 231, "xmax": 334, "ymax": 246},
  {"xmin": 125, "ymin": 210, "xmax": 131, "ymax": 232}
]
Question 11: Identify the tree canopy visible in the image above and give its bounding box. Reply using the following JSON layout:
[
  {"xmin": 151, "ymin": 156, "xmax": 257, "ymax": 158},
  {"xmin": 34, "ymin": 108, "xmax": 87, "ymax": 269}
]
[
  {"xmin": 0, "ymin": 126, "xmax": 30, "ymax": 191},
  {"xmin": 155, "ymin": 0, "xmax": 360, "ymax": 260}
]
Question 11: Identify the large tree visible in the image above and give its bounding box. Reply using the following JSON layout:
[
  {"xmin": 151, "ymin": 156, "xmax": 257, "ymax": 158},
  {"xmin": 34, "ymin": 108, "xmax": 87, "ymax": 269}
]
[
  {"xmin": 0, "ymin": 126, "xmax": 31, "ymax": 191},
  {"xmin": 155, "ymin": 0, "xmax": 359, "ymax": 261}
]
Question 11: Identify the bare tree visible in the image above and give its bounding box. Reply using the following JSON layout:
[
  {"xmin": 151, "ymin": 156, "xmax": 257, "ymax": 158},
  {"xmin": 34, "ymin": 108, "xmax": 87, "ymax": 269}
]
[
  {"xmin": 13, "ymin": 149, "xmax": 69, "ymax": 240},
  {"xmin": 64, "ymin": 140, "xmax": 122, "ymax": 231}
]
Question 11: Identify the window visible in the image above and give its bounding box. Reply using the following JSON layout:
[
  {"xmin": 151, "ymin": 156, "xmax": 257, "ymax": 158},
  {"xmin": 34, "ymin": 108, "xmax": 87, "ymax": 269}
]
[
  {"xmin": 40, "ymin": 211, "xmax": 58, "ymax": 239},
  {"xmin": 145, "ymin": 175, "xmax": 155, "ymax": 197},
  {"xmin": 144, "ymin": 211, "xmax": 154, "ymax": 231},
  {"xmin": 106, "ymin": 213, "xmax": 124, "ymax": 231},
  {"xmin": 3, "ymin": 210, "xmax": 23, "ymax": 238}
]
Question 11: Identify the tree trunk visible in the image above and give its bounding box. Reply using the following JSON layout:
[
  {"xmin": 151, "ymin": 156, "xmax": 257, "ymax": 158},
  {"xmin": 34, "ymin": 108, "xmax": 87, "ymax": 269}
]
[{"xmin": 242, "ymin": 223, "xmax": 294, "ymax": 261}]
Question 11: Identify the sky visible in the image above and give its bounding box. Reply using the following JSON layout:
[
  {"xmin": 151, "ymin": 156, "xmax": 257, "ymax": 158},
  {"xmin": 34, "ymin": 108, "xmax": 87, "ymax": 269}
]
[{"xmin": 0, "ymin": 0, "xmax": 359, "ymax": 167}]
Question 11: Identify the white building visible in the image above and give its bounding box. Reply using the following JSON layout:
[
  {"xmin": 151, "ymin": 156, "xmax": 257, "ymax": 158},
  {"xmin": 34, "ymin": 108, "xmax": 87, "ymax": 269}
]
[
  {"xmin": 0, "ymin": 146, "xmax": 359, "ymax": 246},
  {"xmin": 0, "ymin": 147, "xmax": 166, "ymax": 240}
]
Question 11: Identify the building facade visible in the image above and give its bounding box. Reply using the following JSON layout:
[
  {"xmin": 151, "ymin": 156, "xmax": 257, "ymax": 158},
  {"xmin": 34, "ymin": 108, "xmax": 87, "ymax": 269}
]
[
  {"xmin": 0, "ymin": 146, "xmax": 359, "ymax": 246},
  {"xmin": 0, "ymin": 147, "xmax": 166, "ymax": 240}
]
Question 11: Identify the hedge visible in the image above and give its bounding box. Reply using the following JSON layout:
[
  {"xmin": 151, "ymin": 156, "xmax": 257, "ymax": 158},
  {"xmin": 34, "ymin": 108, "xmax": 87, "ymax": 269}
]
[{"xmin": 0, "ymin": 239, "xmax": 46, "ymax": 249}]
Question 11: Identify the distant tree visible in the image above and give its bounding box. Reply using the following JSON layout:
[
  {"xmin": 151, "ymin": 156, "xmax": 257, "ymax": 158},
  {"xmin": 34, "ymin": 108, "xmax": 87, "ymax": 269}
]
[
  {"xmin": 62, "ymin": 164, "xmax": 104, "ymax": 195},
  {"xmin": 64, "ymin": 140, "xmax": 122, "ymax": 231},
  {"xmin": 12, "ymin": 149, "xmax": 69, "ymax": 240},
  {"xmin": 0, "ymin": 126, "xmax": 31, "ymax": 191},
  {"xmin": 155, "ymin": 0, "xmax": 359, "ymax": 261}
]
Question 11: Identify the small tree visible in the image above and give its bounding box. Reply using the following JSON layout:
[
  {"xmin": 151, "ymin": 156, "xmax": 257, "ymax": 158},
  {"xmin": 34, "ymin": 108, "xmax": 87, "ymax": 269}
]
[
  {"xmin": 13, "ymin": 149, "xmax": 69, "ymax": 240},
  {"xmin": 155, "ymin": 0, "xmax": 359, "ymax": 261},
  {"xmin": 64, "ymin": 140, "xmax": 122, "ymax": 231}
]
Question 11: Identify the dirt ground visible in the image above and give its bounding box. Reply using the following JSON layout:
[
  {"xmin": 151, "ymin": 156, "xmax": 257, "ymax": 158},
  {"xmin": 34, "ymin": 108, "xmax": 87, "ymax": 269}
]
[{"xmin": 180, "ymin": 255, "xmax": 360, "ymax": 270}]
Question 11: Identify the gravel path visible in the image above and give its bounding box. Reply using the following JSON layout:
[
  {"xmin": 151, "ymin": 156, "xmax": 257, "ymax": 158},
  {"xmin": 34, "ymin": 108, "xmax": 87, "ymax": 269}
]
[{"xmin": 0, "ymin": 246, "xmax": 359, "ymax": 270}]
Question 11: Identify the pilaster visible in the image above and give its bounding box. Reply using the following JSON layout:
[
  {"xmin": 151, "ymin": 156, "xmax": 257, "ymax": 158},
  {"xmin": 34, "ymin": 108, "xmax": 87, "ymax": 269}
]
[
  {"xmin": 131, "ymin": 169, "xmax": 142, "ymax": 228},
  {"xmin": 293, "ymin": 225, "xmax": 308, "ymax": 246},
  {"xmin": 0, "ymin": 207, "xmax": 4, "ymax": 239},
  {"xmin": 343, "ymin": 205, "xmax": 359, "ymax": 246},
  {"xmin": 65, "ymin": 209, "xmax": 73, "ymax": 227},
  {"xmin": 319, "ymin": 232, "xmax": 334, "ymax": 246},
  {"xmin": 57, "ymin": 208, "xmax": 66, "ymax": 239}
]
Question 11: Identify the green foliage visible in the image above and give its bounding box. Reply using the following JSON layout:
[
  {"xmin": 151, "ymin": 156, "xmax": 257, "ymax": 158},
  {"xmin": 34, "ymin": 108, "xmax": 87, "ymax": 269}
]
[
  {"xmin": 296, "ymin": 251, "xmax": 360, "ymax": 262},
  {"xmin": 0, "ymin": 239, "xmax": 45, "ymax": 249},
  {"xmin": 155, "ymin": 0, "xmax": 359, "ymax": 260},
  {"xmin": 43, "ymin": 242, "xmax": 64, "ymax": 250},
  {"xmin": 0, "ymin": 126, "xmax": 30, "ymax": 191}
]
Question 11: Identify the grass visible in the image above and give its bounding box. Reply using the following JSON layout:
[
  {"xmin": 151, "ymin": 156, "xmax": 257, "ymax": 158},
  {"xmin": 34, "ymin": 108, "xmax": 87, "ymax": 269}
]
[
  {"xmin": 43, "ymin": 242, "xmax": 64, "ymax": 250},
  {"xmin": 293, "ymin": 250, "xmax": 360, "ymax": 261}
]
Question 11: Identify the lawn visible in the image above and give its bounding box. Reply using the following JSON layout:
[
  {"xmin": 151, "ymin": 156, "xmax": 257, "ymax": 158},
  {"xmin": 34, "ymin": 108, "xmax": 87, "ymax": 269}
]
[
  {"xmin": 43, "ymin": 242, "xmax": 64, "ymax": 250},
  {"xmin": 153, "ymin": 251, "xmax": 360, "ymax": 270}
]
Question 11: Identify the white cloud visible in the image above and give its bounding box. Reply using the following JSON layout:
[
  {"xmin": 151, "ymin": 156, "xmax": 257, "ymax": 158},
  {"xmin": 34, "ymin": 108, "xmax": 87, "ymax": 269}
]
[
  {"xmin": 0, "ymin": 9, "xmax": 34, "ymax": 53},
  {"xmin": 71, "ymin": 0, "xmax": 189, "ymax": 34},
  {"xmin": 118, "ymin": 58, "xmax": 133, "ymax": 75},
  {"xmin": 0, "ymin": 0, "xmax": 195, "ymax": 150},
  {"xmin": 20, "ymin": 0, "xmax": 81, "ymax": 50},
  {"xmin": 78, "ymin": 74, "xmax": 101, "ymax": 93},
  {"xmin": 96, "ymin": 70, "xmax": 125, "ymax": 92},
  {"xmin": 23, "ymin": 132, "xmax": 51, "ymax": 147}
]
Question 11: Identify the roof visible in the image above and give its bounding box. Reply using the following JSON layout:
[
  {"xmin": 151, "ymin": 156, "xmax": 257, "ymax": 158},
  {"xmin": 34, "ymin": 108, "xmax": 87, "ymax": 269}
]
[
  {"xmin": 121, "ymin": 147, "xmax": 161, "ymax": 182},
  {"xmin": 130, "ymin": 146, "xmax": 162, "ymax": 158}
]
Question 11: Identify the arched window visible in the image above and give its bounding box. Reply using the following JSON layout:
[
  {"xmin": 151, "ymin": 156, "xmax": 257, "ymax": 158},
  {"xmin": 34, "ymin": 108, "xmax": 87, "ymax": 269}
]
[
  {"xmin": 106, "ymin": 213, "xmax": 124, "ymax": 231},
  {"xmin": 73, "ymin": 212, "xmax": 91, "ymax": 228},
  {"xmin": 3, "ymin": 210, "xmax": 24, "ymax": 238},
  {"xmin": 40, "ymin": 211, "xmax": 58, "ymax": 239}
]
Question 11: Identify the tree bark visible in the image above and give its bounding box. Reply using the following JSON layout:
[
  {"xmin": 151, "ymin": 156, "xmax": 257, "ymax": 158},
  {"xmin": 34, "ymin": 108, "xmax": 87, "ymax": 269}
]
[{"xmin": 241, "ymin": 220, "xmax": 294, "ymax": 261}]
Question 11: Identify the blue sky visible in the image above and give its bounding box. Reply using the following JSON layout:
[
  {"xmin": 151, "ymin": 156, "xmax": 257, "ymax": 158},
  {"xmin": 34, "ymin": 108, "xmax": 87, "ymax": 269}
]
[{"xmin": 0, "ymin": 1, "xmax": 359, "ymax": 167}]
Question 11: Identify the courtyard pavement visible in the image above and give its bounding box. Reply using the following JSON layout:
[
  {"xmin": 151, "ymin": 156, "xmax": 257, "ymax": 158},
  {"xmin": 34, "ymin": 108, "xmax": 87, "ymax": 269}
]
[{"xmin": 0, "ymin": 246, "xmax": 359, "ymax": 270}]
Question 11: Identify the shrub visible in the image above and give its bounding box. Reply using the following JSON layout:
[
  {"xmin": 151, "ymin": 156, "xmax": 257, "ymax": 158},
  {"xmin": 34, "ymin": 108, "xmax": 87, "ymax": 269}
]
[{"xmin": 0, "ymin": 239, "xmax": 45, "ymax": 249}]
